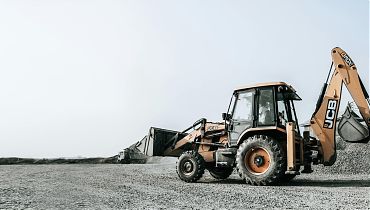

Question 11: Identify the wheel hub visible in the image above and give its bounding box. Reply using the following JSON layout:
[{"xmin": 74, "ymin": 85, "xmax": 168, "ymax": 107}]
[
  {"xmin": 254, "ymin": 156, "xmax": 264, "ymax": 167},
  {"xmin": 183, "ymin": 161, "xmax": 194, "ymax": 173},
  {"xmin": 244, "ymin": 147, "xmax": 271, "ymax": 174}
]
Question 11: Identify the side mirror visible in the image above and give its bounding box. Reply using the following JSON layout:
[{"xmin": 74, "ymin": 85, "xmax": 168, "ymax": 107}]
[{"xmin": 222, "ymin": 113, "xmax": 231, "ymax": 120}]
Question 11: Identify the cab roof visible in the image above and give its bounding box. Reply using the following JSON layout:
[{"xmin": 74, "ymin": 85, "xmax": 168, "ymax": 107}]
[
  {"xmin": 235, "ymin": 82, "xmax": 301, "ymax": 100},
  {"xmin": 234, "ymin": 82, "xmax": 297, "ymax": 92}
]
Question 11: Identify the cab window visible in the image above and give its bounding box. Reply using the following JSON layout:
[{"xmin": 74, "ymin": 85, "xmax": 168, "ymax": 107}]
[
  {"xmin": 277, "ymin": 100, "xmax": 288, "ymax": 127},
  {"xmin": 232, "ymin": 91, "xmax": 253, "ymax": 121},
  {"xmin": 258, "ymin": 89, "xmax": 275, "ymax": 126}
]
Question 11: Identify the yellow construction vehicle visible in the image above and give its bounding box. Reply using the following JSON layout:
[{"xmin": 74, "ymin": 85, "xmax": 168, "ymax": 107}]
[{"xmin": 132, "ymin": 47, "xmax": 370, "ymax": 185}]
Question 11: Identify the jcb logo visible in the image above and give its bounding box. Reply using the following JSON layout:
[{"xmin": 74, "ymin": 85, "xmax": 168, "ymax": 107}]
[
  {"xmin": 341, "ymin": 52, "xmax": 354, "ymax": 67},
  {"xmin": 324, "ymin": 100, "xmax": 337, "ymax": 129}
]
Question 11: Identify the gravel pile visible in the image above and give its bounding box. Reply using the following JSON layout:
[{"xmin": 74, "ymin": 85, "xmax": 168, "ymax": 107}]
[
  {"xmin": 314, "ymin": 142, "xmax": 370, "ymax": 175},
  {"xmin": 0, "ymin": 156, "xmax": 118, "ymax": 165}
]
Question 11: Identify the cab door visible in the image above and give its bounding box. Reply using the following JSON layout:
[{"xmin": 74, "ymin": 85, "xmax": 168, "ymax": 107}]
[{"xmin": 229, "ymin": 90, "xmax": 255, "ymax": 145}]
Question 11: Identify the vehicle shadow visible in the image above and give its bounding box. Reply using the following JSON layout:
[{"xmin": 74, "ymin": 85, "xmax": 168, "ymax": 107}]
[
  {"xmin": 201, "ymin": 178, "xmax": 370, "ymax": 187},
  {"xmin": 201, "ymin": 178, "xmax": 245, "ymax": 185},
  {"xmin": 283, "ymin": 179, "xmax": 370, "ymax": 187}
]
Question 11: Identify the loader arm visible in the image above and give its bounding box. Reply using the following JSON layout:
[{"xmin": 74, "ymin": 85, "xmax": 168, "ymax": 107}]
[{"xmin": 310, "ymin": 47, "xmax": 370, "ymax": 166}]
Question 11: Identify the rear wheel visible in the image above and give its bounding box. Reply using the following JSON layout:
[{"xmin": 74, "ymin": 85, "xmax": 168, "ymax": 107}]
[
  {"xmin": 208, "ymin": 167, "xmax": 234, "ymax": 179},
  {"xmin": 176, "ymin": 151, "xmax": 205, "ymax": 182},
  {"xmin": 236, "ymin": 135, "xmax": 286, "ymax": 186}
]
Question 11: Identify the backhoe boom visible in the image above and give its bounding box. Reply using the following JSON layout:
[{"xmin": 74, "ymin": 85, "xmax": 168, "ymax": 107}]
[{"xmin": 310, "ymin": 47, "xmax": 370, "ymax": 166}]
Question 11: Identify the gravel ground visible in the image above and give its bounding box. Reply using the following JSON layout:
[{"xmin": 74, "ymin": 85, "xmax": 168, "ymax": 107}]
[{"xmin": 0, "ymin": 163, "xmax": 369, "ymax": 209}]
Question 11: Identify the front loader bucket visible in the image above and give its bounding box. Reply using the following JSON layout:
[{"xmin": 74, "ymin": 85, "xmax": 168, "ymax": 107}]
[
  {"xmin": 136, "ymin": 127, "xmax": 187, "ymax": 157},
  {"xmin": 338, "ymin": 104, "xmax": 369, "ymax": 143}
]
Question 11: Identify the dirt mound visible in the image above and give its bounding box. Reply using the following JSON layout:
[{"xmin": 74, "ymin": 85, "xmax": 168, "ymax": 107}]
[
  {"xmin": 314, "ymin": 142, "xmax": 370, "ymax": 174},
  {"xmin": 0, "ymin": 156, "xmax": 119, "ymax": 165}
]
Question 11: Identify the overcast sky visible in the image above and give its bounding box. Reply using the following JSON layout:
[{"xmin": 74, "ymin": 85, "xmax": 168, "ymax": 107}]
[{"xmin": 0, "ymin": 0, "xmax": 369, "ymax": 158}]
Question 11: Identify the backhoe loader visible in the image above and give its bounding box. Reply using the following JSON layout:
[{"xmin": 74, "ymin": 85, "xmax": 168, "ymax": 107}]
[{"xmin": 131, "ymin": 47, "xmax": 370, "ymax": 185}]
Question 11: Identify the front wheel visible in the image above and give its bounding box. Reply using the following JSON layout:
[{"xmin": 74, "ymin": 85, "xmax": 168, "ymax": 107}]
[
  {"xmin": 236, "ymin": 135, "xmax": 286, "ymax": 186},
  {"xmin": 176, "ymin": 151, "xmax": 205, "ymax": 182}
]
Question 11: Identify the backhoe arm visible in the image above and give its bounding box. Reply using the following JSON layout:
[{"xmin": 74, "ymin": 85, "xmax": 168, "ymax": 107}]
[{"xmin": 310, "ymin": 47, "xmax": 370, "ymax": 166}]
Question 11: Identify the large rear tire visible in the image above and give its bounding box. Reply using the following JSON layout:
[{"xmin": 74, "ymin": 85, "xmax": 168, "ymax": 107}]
[
  {"xmin": 176, "ymin": 151, "xmax": 205, "ymax": 182},
  {"xmin": 236, "ymin": 135, "xmax": 286, "ymax": 186},
  {"xmin": 208, "ymin": 167, "xmax": 234, "ymax": 179}
]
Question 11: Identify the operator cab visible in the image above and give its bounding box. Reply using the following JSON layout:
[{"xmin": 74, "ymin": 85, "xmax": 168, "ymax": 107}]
[{"xmin": 223, "ymin": 82, "xmax": 302, "ymax": 146}]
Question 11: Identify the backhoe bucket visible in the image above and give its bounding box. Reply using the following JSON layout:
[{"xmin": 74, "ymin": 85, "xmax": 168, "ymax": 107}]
[{"xmin": 338, "ymin": 104, "xmax": 369, "ymax": 143}]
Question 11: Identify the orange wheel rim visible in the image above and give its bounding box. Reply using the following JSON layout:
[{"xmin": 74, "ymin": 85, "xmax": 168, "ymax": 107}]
[{"xmin": 244, "ymin": 147, "xmax": 271, "ymax": 174}]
